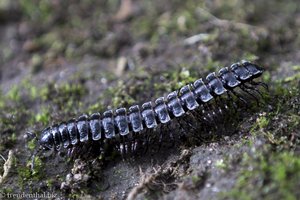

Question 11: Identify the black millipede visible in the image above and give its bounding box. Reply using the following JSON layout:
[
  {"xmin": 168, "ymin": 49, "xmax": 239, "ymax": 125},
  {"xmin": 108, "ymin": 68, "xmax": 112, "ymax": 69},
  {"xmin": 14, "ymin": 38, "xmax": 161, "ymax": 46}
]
[{"xmin": 38, "ymin": 60, "xmax": 268, "ymax": 158}]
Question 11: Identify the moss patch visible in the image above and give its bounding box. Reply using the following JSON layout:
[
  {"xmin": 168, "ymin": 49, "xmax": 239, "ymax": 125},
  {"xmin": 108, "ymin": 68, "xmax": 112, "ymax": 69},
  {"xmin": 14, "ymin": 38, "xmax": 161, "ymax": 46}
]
[{"xmin": 224, "ymin": 151, "xmax": 300, "ymax": 200}]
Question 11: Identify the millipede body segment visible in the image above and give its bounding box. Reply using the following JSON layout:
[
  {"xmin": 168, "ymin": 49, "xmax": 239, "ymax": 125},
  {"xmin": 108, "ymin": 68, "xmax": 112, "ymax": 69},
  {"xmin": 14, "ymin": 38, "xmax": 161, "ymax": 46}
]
[{"xmin": 39, "ymin": 60, "xmax": 266, "ymax": 155}]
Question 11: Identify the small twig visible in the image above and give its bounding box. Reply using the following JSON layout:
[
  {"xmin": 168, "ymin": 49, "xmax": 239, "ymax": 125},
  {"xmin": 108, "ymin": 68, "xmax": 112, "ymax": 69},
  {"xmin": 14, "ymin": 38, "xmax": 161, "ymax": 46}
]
[
  {"xmin": 0, "ymin": 150, "xmax": 14, "ymax": 185},
  {"xmin": 0, "ymin": 154, "xmax": 7, "ymax": 162},
  {"xmin": 197, "ymin": 7, "xmax": 263, "ymax": 30},
  {"xmin": 113, "ymin": 0, "xmax": 134, "ymax": 22}
]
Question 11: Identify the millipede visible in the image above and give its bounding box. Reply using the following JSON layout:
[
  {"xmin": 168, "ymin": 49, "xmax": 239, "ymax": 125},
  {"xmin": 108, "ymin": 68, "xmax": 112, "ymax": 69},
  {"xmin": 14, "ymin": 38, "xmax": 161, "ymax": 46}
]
[{"xmin": 38, "ymin": 60, "xmax": 268, "ymax": 158}]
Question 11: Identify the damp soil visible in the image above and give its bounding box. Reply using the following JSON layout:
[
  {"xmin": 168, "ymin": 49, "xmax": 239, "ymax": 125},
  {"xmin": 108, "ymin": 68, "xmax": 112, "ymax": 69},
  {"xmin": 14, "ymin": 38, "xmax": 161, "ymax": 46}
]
[{"xmin": 0, "ymin": 1, "xmax": 299, "ymax": 200}]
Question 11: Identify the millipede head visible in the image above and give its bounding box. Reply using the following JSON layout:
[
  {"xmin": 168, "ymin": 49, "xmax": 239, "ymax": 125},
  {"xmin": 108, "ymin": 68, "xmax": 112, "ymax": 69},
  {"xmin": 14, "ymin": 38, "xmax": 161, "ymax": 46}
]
[{"xmin": 241, "ymin": 60, "xmax": 264, "ymax": 78}]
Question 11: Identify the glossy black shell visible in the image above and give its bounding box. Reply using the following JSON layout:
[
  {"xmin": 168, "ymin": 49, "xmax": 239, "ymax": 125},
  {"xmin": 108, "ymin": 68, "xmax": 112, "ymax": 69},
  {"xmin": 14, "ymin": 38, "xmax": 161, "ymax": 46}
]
[{"xmin": 39, "ymin": 60, "xmax": 265, "ymax": 151}]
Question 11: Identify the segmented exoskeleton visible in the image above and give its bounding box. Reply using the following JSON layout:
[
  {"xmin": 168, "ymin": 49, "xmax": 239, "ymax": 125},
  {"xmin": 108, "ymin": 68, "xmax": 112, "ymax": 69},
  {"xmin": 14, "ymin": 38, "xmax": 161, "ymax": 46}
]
[{"xmin": 39, "ymin": 60, "xmax": 268, "ymax": 156}]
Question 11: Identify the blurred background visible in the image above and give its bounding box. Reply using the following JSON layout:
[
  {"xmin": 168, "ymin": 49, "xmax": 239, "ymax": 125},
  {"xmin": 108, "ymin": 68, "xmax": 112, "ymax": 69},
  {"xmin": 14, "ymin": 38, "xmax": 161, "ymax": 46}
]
[{"xmin": 0, "ymin": 0, "xmax": 299, "ymax": 199}]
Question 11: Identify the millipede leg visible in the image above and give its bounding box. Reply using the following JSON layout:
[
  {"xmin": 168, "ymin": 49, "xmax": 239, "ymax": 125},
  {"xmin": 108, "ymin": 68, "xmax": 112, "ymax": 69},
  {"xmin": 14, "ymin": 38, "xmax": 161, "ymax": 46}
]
[
  {"xmin": 132, "ymin": 132, "xmax": 139, "ymax": 154},
  {"xmin": 190, "ymin": 109, "xmax": 209, "ymax": 135},
  {"xmin": 216, "ymin": 96, "xmax": 229, "ymax": 112},
  {"xmin": 229, "ymin": 90, "xmax": 248, "ymax": 106},
  {"xmin": 123, "ymin": 135, "xmax": 131, "ymax": 157},
  {"xmin": 250, "ymin": 80, "xmax": 269, "ymax": 91},
  {"xmin": 219, "ymin": 96, "xmax": 229, "ymax": 110},
  {"xmin": 214, "ymin": 96, "xmax": 229, "ymax": 125},
  {"xmin": 240, "ymin": 85, "xmax": 260, "ymax": 106},
  {"xmin": 151, "ymin": 125, "xmax": 164, "ymax": 153},
  {"xmin": 195, "ymin": 104, "xmax": 217, "ymax": 133},
  {"xmin": 241, "ymin": 85, "xmax": 259, "ymax": 106},
  {"xmin": 180, "ymin": 114, "xmax": 198, "ymax": 133},
  {"xmin": 130, "ymin": 132, "xmax": 137, "ymax": 153},
  {"xmin": 119, "ymin": 136, "xmax": 125, "ymax": 157},
  {"xmin": 142, "ymin": 129, "xmax": 150, "ymax": 155},
  {"xmin": 213, "ymin": 97, "xmax": 224, "ymax": 116},
  {"xmin": 203, "ymin": 104, "xmax": 219, "ymax": 130},
  {"xmin": 166, "ymin": 122, "xmax": 175, "ymax": 144},
  {"xmin": 244, "ymin": 83, "xmax": 264, "ymax": 98},
  {"xmin": 189, "ymin": 111, "xmax": 205, "ymax": 132},
  {"xmin": 176, "ymin": 118, "xmax": 186, "ymax": 137},
  {"xmin": 128, "ymin": 132, "xmax": 135, "ymax": 155},
  {"xmin": 203, "ymin": 104, "xmax": 215, "ymax": 120},
  {"xmin": 133, "ymin": 132, "xmax": 144, "ymax": 156},
  {"xmin": 226, "ymin": 92, "xmax": 238, "ymax": 111},
  {"xmin": 68, "ymin": 146, "xmax": 78, "ymax": 159},
  {"xmin": 157, "ymin": 127, "xmax": 164, "ymax": 152}
]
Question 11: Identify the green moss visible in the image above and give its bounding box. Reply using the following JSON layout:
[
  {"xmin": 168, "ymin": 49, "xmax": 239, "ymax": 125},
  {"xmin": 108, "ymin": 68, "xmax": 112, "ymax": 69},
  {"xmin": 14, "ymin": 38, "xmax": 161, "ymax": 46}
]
[
  {"xmin": 224, "ymin": 77, "xmax": 300, "ymax": 198},
  {"xmin": 283, "ymin": 72, "xmax": 300, "ymax": 83},
  {"xmin": 105, "ymin": 81, "xmax": 136, "ymax": 108},
  {"xmin": 20, "ymin": 79, "xmax": 39, "ymax": 100},
  {"xmin": 287, "ymin": 114, "xmax": 300, "ymax": 131},
  {"xmin": 223, "ymin": 151, "xmax": 300, "ymax": 200},
  {"xmin": 262, "ymin": 131, "xmax": 287, "ymax": 146},
  {"xmin": 191, "ymin": 174, "xmax": 202, "ymax": 185},
  {"xmin": 0, "ymin": 187, "xmax": 14, "ymax": 196},
  {"xmin": 34, "ymin": 107, "xmax": 50, "ymax": 126},
  {"xmin": 0, "ymin": 110, "xmax": 18, "ymax": 151},
  {"xmin": 17, "ymin": 166, "xmax": 31, "ymax": 189},
  {"xmin": 274, "ymin": 65, "xmax": 300, "ymax": 86},
  {"xmin": 69, "ymin": 193, "xmax": 81, "ymax": 199},
  {"xmin": 176, "ymin": 10, "xmax": 199, "ymax": 33},
  {"xmin": 30, "ymin": 54, "xmax": 43, "ymax": 74},
  {"xmin": 249, "ymin": 84, "xmax": 299, "ymax": 148},
  {"xmin": 27, "ymin": 139, "xmax": 36, "ymax": 151},
  {"xmin": 46, "ymin": 179, "xmax": 54, "ymax": 188},
  {"xmin": 242, "ymin": 53, "xmax": 259, "ymax": 61},
  {"xmin": 17, "ymin": 156, "xmax": 45, "ymax": 190},
  {"xmin": 215, "ymin": 159, "xmax": 226, "ymax": 169},
  {"xmin": 6, "ymin": 85, "xmax": 21, "ymax": 102},
  {"xmin": 205, "ymin": 59, "xmax": 221, "ymax": 72},
  {"xmin": 131, "ymin": 0, "xmax": 204, "ymax": 42},
  {"xmin": 1, "ymin": 45, "xmax": 13, "ymax": 62},
  {"xmin": 153, "ymin": 66, "xmax": 199, "ymax": 96},
  {"xmin": 257, "ymin": 116, "xmax": 269, "ymax": 129},
  {"xmin": 0, "ymin": 90, "xmax": 4, "ymax": 109},
  {"xmin": 30, "ymin": 156, "xmax": 44, "ymax": 179},
  {"xmin": 10, "ymin": 133, "xmax": 17, "ymax": 143},
  {"xmin": 39, "ymin": 85, "xmax": 50, "ymax": 101},
  {"xmin": 292, "ymin": 65, "xmax": 300, "ymax": 71},
  {"xmin": 20, "ymin": 0, "xmax": 53, "ymax": 23},
  {"xmin": 175, "ymin": 68, "xmax": 198, "ymax": 88},
  {"xmin": 48, "ymin": 82, "xmax": 87, "ymax": 115},
  {"xmin": 262, "ymin": 71, "xmax": 271, "ymax": 83},
  {"xmin": 87, "ymin": 102, "xmax": 105, "ymax": 115}
]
